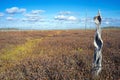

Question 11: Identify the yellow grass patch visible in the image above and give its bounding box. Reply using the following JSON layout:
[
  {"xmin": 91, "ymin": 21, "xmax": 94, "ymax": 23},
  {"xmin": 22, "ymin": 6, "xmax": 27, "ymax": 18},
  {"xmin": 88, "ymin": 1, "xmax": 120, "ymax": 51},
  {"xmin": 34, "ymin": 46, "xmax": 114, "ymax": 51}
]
[{"xmin": 0, "ymin": 38, "xmax": 43, "ymax": 61}]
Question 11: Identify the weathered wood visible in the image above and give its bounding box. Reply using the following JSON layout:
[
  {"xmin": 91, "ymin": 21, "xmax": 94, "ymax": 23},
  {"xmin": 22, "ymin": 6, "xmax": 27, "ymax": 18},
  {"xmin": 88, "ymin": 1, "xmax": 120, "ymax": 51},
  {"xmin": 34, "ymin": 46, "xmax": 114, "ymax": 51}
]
[{"xmin": 92, "ymin": 10, "xmax": 103, "ymax": 76}]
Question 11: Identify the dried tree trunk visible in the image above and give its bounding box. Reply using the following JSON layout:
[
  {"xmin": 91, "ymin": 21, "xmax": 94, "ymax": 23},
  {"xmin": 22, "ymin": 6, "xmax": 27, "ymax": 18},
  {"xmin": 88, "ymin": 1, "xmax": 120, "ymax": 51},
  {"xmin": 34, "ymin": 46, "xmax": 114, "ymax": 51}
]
[{"xmin": 92, "ymin": 10, "xmax": 103, "ymax": 76}]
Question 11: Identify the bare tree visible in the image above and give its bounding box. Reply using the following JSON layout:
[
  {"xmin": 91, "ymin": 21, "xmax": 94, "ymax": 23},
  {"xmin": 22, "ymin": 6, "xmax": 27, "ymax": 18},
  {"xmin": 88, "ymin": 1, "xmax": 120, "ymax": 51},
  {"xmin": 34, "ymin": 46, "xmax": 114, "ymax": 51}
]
[{"xmin": 92, "ymin": 10, "xmax": 103, "ymax": 76}]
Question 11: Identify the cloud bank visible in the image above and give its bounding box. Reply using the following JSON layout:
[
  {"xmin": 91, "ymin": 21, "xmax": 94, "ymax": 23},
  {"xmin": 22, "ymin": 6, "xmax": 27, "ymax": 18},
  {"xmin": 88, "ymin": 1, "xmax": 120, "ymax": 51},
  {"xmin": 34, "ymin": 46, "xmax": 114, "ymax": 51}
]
[{"xmin": 0, "ymin": 6, "xmax": 119, "ymax": 30}]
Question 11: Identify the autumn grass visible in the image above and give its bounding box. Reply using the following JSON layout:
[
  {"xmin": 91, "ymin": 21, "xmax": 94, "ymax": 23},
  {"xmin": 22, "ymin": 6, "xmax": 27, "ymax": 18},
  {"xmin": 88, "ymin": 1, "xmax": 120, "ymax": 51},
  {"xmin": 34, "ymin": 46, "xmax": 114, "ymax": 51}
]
[{"xmin": 0, "ymin": 29, "xmax": 119, "ymax": 80}]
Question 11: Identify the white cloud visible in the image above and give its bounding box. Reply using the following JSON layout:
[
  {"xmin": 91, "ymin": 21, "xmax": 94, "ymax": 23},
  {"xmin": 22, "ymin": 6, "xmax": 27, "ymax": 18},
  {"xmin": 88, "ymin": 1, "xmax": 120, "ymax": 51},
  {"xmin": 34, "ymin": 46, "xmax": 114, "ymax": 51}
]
[
  {"xmin": 6, "ymin": 7, "xmax": 19, "ymax": 14},
  {"xmin": 19, "ymin": 8, "xmax": 26, "ymax": 13},
  {"xmin": 6, "ymin": 7, "xmax": 26, "ymax": 14},
  {"xmin": 80, "ymin": 17, "xmax": 94, "ymax": 23},
  {"xmin": 31, "ymin": 10, "xmax": 45, "ymax": 14},
  {"xmin": 22, "ymin": 9, "xmax": 45, "ymax": 22},
  {"xmin": 6, "ymin": 17, "xmax": 15, "ymax": 21},
  {"xmin": 55, "ymin": 15, "xmax": 67, "ymax": 20},
  {"xmin": 54, "ymin": 15, "xmax": 77, "ymax": 21},
  {"xmin": 24, "ymin": 13, "xmax": 38, "ymax": 17},
  {"xmin": 54, "ymin": 11, "xmax": 78, "ymax": 21},
  {"xmin": 68, "ymin": 16, "xmax": 77, "ymax": 21},
  {"xmin": 23, "ymin": 13, "xmax": 43, "ymax": 22},
  {"xmin": 21, "ymin": 18, "xmax": 28, "ymax": 21},
  {"xmin": 102, "ymin": 18, "xmax": 120, "ymax": 25},
  {"xmin": 22, "ymin": 17, "xmax": 41, "ymax": 22},
  {"xmin": 59, "ymin": 11, "xmax": 72, "ymax": 15},
  {"xmin": 0, "ymin": 12, "xmax": 4, "ymax": 17},
  {"xmin": 102, "ymin": 18, "xmax": 120, "ymax": 26},
  {"xmin": 105, "ymin": 21, "xmax": 110, "ymax": 25}
]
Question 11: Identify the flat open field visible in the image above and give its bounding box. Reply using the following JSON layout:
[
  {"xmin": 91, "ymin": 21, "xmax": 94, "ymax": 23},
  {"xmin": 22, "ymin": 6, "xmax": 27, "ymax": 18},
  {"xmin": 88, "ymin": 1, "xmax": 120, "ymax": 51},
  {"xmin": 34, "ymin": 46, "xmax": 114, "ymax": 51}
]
[{"xmin": 0, "ymin": 29, "xmax": 119, "ymax": 80}]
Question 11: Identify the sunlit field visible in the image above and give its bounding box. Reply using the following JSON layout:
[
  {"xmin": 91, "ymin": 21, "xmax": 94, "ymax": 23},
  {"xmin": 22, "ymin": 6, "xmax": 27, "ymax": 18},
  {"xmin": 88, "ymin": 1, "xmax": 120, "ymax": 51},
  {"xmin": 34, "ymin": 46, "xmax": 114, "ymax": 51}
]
[{"xmin": 0, "ymin": 29, "xmax": 119, "ymax": 80}]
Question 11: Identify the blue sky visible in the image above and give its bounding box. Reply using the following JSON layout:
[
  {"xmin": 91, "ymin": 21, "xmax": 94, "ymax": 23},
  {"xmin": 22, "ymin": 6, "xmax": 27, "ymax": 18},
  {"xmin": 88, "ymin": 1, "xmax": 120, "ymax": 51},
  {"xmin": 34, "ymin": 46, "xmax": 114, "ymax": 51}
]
[{"xmin": 0, "ymin": 0, "xmax": 120, "ymax": 30}]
